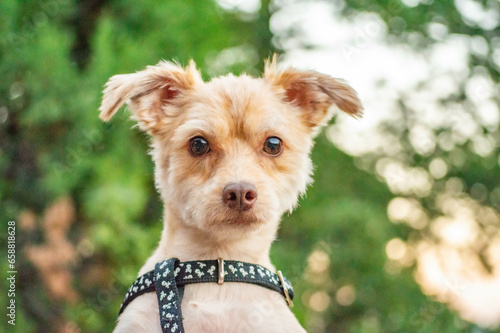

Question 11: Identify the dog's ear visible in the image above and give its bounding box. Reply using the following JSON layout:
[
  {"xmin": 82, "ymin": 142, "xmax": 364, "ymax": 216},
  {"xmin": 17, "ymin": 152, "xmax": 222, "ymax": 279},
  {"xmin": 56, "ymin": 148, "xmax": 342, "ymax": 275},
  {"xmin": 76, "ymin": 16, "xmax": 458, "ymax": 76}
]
[
  {"xmin": 99, "ymin": 60, "xmax": 202, "ymax": 135},
  {"xmin": 264, "ymin": 58, "xmax": 362, "ymax": 129}
]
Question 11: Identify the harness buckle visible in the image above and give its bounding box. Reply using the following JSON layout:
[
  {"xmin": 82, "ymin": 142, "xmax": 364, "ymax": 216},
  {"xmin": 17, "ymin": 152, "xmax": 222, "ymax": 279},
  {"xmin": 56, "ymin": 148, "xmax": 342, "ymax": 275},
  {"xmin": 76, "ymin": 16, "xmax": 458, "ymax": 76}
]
[
  {"xmin": 277, "ymin": 270, "xmax": 294, "ymax": 308},
  {"xmin": 217, "ymin": 258, "xmax": 224, "ymax": 285}
]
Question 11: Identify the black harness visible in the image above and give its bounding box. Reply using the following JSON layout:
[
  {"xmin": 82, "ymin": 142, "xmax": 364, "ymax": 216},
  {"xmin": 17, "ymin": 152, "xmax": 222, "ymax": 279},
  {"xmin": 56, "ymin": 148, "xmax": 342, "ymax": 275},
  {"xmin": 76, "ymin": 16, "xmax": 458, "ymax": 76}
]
[{"xmin": 120, "ymin": 258, "xmax": 295, "ymax": 333}]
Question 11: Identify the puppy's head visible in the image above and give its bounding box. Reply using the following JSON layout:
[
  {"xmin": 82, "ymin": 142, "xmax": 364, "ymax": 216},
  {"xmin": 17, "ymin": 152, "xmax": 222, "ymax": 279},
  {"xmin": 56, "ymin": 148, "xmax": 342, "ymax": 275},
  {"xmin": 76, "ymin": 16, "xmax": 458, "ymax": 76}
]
[{"xmin": 99, "ymin": 59, "xmax": 362, "ymax": 240}]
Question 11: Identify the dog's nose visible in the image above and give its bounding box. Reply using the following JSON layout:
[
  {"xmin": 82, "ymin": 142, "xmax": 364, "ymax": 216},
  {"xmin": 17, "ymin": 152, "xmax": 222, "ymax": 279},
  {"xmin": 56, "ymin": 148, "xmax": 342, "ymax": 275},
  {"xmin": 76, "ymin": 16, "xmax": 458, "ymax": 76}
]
[{"xmin": 222, "ymin": 182, "xmax": 258, "ymax": 211}]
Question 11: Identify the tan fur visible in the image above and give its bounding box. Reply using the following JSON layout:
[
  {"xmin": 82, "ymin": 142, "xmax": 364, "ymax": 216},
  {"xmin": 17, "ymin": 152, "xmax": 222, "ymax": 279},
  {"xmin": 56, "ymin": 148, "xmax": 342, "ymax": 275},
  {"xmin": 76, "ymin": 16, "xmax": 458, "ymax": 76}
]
[{"xmin": 99, "ymin": 58, "xmax": 362, "ymax": 333}]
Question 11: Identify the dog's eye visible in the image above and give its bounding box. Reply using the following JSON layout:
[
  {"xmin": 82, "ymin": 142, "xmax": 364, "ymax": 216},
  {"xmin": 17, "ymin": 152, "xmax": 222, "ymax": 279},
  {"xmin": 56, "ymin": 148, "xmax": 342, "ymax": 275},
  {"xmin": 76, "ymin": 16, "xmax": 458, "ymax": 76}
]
[
  {"xmin": 263, "ymin": 137, "xmax": 283, "ymax": 156},
  {"xmin": 189, "ymin": 136, "xmax": 210, "ymax": 156}
]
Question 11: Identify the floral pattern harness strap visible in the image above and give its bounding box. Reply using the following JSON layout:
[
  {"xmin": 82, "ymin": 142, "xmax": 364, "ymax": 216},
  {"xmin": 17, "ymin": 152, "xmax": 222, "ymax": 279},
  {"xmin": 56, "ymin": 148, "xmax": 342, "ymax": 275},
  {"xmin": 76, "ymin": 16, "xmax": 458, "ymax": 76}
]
[{"xmin": 119, "ymin": 258, "xmax": 295, "ymax": 333}]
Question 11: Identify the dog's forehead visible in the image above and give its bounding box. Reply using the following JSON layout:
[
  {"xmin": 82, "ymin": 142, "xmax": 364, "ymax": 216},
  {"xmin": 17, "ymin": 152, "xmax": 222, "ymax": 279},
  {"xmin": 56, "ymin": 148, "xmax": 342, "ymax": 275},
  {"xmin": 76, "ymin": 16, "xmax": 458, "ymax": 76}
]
[{"xmin": 180, "ymin": 75, "xmax": 289, "ymax": 137}]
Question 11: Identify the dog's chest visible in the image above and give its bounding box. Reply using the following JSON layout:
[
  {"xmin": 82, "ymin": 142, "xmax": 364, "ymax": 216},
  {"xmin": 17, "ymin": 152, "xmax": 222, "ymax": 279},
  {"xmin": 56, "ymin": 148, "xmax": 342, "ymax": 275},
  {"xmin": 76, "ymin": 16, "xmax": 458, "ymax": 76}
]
[{"xmin": 180, "ymin": 283, "xmax": 305, "ymax": 333}]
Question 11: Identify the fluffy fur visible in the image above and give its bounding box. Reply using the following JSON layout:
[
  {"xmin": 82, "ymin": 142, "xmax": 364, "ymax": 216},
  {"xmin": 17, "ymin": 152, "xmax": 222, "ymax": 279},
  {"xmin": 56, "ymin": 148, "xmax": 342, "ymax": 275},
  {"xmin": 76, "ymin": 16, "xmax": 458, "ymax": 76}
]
[{"xmin": 99, "ymin": 57, "xmax": 362, "ymax": 333}]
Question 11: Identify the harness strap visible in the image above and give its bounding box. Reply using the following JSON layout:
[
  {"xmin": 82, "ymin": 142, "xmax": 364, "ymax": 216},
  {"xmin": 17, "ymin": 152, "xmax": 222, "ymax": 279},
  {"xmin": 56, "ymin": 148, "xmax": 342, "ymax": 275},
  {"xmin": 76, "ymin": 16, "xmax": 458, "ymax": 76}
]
[
  {"xmin": 154, "ymin": 258, "xmax": 185, "ymax": 332},
  {"xmin": 119, "ymin": 258, "xmax": 295, "ymax": 333}
]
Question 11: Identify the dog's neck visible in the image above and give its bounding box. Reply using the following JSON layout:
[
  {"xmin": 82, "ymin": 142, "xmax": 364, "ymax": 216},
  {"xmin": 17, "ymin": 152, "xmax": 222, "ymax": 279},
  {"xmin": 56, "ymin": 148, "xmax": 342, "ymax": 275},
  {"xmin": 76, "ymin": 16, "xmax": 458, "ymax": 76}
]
[{"xmin": 139, "ymin": 207, "xmax": 279, "ymax": 275}]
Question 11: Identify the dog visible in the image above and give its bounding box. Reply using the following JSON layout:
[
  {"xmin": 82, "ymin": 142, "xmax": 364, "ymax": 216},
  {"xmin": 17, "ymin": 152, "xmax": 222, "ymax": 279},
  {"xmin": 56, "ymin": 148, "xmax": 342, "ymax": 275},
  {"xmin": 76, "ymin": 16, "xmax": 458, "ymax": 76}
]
[{"xmin": 99, "ymin": 57, "xmax": 362, "ymax": 332}]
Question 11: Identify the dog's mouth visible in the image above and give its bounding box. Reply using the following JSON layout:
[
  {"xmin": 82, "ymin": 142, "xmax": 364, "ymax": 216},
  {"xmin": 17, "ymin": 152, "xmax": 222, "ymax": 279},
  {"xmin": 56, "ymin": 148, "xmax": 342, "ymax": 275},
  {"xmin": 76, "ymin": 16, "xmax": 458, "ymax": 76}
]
[
  {"xmin": 217, "ymin": 209, "xmax": 264, "ymax": 228},
  {"xmin": 227, "ymin": 211, "xmax": 259, "ymax": 225}
]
